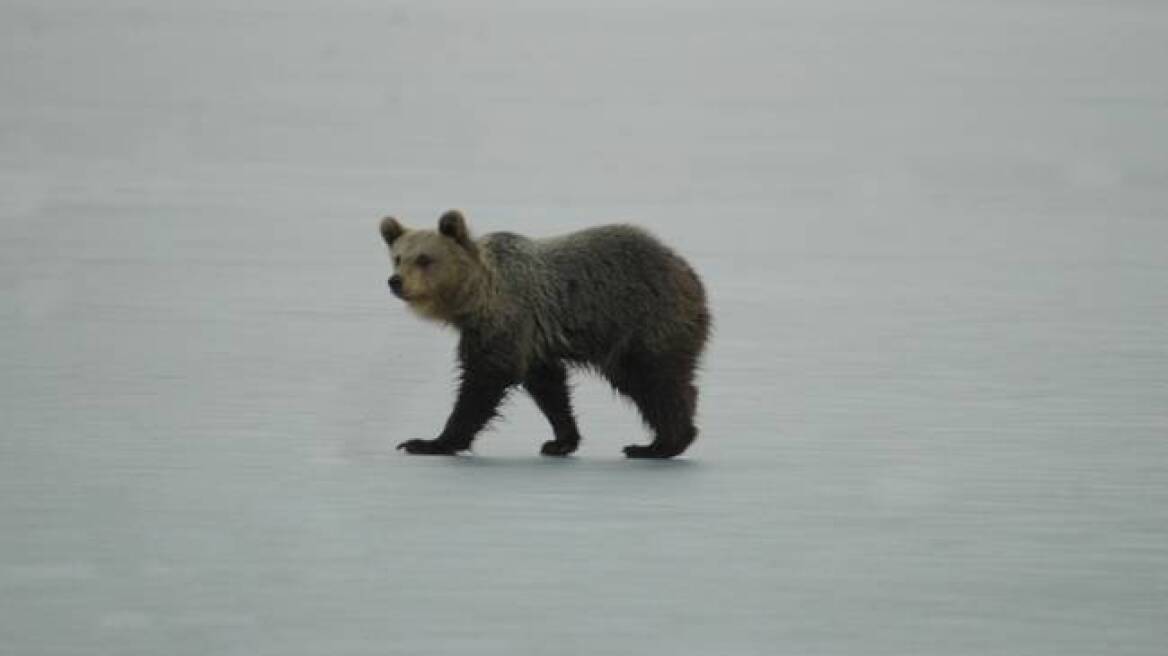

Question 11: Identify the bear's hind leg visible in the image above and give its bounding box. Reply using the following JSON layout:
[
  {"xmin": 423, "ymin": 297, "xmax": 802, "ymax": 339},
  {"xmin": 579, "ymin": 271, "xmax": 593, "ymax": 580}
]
[
  {"xmin": 607, "ymin": 352, "xmax": 699, "ymax": 459},
  {"xmin": 523, "ymin": 361, "xmax": 582, "ymax": 456}
]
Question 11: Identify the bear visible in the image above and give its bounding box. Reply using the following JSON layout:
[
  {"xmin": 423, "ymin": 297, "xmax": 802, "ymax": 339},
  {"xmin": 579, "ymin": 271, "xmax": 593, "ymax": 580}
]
[{"xmin": 379, "ymin": 210, "xmax": 710, "ymax": 458}]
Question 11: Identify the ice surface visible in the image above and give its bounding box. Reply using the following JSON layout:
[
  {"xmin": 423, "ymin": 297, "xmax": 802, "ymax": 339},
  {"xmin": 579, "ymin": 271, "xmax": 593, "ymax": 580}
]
[{"xmin": 2, "ymin": 1, "xmax": 1167, "ymax": 654}]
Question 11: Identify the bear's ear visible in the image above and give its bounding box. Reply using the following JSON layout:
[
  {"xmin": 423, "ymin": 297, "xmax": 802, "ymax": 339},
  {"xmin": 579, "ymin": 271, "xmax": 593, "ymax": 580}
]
[
  {"xmin": 438, "ymin": 210, "xmax": 474, "ymax": 250},
  {"xmin": 380, "ymin": 216, "xmax": 405, "ymax": 245}
]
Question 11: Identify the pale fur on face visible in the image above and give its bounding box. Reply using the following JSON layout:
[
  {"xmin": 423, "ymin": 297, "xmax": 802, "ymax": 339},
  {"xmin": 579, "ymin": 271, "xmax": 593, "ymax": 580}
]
[{"xmin": 381, "ymin": 213, "xmax": 485, "ymax": 323}]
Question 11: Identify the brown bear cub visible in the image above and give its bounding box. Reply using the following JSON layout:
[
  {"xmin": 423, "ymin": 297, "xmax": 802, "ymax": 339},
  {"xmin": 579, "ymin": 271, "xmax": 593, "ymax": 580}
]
[{"xmin": 380, "ymin": 210, "xmax": 710, "ymax": 458}]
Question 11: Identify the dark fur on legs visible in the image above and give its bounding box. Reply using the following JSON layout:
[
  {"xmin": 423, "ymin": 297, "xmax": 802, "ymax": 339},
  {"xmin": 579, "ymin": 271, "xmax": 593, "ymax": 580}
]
[
  {"xmin": 604, "ymin": 347, "xmax": 701, "ymax": 459},
  {"xmin": 524, "ymin": 361, "xmax": 582, "ymax": 456},
  {"xmin": 397, "ymin": 342, "xmax": 516, "ymax": 455}
]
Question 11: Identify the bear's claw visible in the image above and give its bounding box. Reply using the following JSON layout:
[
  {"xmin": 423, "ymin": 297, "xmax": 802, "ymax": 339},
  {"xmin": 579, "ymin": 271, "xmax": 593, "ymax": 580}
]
[
  {"xmin": 623, "ymin": 443, "xmax": 684, "ymax": 459},
  {"xmin": 540, "ymin": 440, "xmax": 578, "ymax": 457},
  {"xmin": 397, "ymin": 439, "xmax": 460, "ymax": 455}
]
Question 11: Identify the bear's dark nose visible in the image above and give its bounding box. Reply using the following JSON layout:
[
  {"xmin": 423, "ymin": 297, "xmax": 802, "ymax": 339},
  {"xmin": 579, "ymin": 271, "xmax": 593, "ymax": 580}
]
[{"xmin": 388, "ymin": 275, "xmax": 403, "ymax": 295}]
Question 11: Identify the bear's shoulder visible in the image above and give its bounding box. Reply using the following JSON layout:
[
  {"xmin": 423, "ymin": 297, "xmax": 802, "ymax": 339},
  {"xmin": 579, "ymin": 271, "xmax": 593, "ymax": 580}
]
[{"xmin": 479, "ymin": 231, "xmax": 538, "ymax": 264}]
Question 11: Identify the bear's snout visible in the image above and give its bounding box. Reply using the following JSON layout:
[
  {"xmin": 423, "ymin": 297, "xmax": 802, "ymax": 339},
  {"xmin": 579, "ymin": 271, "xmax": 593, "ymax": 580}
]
[{"xmin": 388, "ymin": 275, "xmax": 404, "ymax": 298}]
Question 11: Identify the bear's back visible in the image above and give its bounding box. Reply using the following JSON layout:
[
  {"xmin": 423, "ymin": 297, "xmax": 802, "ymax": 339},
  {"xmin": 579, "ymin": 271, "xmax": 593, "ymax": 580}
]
[{"xmin": 480, "ymin": 225, "xmax": 706, "ymax": 362}]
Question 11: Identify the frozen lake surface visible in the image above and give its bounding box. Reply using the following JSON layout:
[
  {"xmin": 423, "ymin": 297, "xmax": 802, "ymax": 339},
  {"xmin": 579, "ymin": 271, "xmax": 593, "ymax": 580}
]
[{"xmin": 2, "ymin": 1, "xmax": 1167, "ymax": 654}]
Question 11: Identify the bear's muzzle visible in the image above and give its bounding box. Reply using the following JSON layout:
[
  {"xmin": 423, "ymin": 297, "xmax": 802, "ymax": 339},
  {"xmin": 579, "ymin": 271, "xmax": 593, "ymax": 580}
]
[{"xmin": 388, "ymin": 275, "xmax": 405, "ymax": 299}]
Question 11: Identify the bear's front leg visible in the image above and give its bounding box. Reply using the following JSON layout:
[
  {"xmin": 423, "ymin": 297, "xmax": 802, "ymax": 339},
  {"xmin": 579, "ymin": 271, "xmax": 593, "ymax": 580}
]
[
  {"xmin": 397, "ymin": 368, "xmax": 513, "ymax": 456},
  {"xmin": 523, "ymin": 361, "xmax": 582, "ymax": 457}
]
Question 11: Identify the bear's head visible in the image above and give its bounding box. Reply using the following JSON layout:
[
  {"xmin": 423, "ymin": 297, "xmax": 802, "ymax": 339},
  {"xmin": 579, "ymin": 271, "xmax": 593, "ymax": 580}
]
[{"xmin": 380, "ymin": 210, "xmax": 484, "ymax": 323}]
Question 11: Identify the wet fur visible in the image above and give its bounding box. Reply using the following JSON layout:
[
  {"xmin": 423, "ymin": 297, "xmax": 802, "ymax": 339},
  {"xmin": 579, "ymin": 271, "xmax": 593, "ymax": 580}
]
[{"xmin": 382, "ymin": 211, "xmax": 710, "ymax": 458}]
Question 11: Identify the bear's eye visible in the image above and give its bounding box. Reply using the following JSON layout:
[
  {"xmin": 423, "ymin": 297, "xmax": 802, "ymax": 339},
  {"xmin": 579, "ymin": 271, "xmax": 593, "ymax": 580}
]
[
  {"xmin": 393, "ymin": 255, "xmax": 401, "ymax": 266},
  {"xmin": 415, "ymin": 254, "xmax": 433, "ymax": 268}
]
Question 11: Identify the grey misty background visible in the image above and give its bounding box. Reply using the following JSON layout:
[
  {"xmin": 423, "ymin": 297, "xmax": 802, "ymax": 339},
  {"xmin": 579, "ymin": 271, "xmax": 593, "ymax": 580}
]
[{"xmin": 2, "ymin": 0, "xmax": 1166, "ymax": 654}]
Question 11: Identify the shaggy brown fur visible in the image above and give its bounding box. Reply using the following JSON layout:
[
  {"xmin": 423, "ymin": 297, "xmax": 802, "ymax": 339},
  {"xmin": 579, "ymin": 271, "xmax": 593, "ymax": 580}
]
[{"xmin": 380, "ymin": 210, "xmax": 710, "ymax": 458}]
